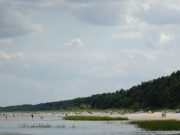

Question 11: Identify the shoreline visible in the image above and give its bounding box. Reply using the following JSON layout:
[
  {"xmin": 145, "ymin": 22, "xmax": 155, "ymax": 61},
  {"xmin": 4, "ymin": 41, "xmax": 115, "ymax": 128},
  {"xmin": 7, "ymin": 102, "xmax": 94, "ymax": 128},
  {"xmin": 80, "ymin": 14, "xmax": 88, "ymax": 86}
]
[
  {"xmin": 1, "ymin": 112, "xmax": 180, "ymax": 120},
  {"xmin": 80, "ymin": 112, "xmax": 180, "ymax": 120}
]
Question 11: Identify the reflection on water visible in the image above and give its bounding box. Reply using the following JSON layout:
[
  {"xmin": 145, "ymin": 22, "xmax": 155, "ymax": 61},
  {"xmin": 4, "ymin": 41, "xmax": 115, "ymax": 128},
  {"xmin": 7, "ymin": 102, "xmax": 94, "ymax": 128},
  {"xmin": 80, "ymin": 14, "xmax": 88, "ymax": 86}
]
[{"xmin": 0, "ymin": 115, "xmax": 179, "ymax": 135}]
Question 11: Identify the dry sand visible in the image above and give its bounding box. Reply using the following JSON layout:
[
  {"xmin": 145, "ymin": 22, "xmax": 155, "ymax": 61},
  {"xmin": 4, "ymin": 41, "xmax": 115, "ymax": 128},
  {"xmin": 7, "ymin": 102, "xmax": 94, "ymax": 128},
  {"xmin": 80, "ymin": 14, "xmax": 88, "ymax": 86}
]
[
  {"xmin": 106, "ymin": 112, "xmax": 180, "ymax": 120},
  {"xmin": 77, "ymin": 112, "xmax": 180, "ymax": 120},
  {"xmin": 59, "ymin": 112, "xmax": 180, "ymax": 120}
]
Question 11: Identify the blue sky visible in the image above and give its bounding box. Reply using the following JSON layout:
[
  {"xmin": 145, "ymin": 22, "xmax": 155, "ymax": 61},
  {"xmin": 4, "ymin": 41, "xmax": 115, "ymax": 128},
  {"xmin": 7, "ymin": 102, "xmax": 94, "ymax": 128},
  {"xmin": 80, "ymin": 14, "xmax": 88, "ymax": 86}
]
[{"xmin": 0, "ymin": 0, "xmax": 180, "ymax": 107}]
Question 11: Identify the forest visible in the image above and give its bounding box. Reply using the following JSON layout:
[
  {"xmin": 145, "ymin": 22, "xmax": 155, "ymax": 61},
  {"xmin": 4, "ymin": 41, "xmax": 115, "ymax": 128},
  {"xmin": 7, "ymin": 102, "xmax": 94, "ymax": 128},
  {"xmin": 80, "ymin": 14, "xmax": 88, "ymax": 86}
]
[{"xmin": 0, "ymin": 71, "xmax": 179, "ymax": 112}]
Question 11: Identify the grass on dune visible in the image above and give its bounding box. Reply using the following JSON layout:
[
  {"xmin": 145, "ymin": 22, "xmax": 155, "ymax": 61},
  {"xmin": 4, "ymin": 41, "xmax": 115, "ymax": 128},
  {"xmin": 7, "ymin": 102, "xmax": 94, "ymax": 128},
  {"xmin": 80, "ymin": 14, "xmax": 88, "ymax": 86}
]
[
  {"xmin": 63, "ymin": 116, "xmax": 128, "ymax": 121},
  {"xmin": 130, "ymin": 120, "xmax": 180, "ymax": 131}
]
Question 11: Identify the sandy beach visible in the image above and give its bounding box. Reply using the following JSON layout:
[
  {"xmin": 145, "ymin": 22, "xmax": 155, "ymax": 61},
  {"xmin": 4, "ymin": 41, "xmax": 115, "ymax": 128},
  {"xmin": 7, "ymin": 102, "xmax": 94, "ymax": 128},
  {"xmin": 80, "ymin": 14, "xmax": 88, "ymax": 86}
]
[
  {"xmin": 80, "ymin": 112, "xmax": 180, "ymax": 120},
  {"xmin": 116, "ymin": 112, "xmax": 180, "ymax": 120},
  {"xmin": 1, "ymin": 112, "xmax": 180, "ymax": 121}
]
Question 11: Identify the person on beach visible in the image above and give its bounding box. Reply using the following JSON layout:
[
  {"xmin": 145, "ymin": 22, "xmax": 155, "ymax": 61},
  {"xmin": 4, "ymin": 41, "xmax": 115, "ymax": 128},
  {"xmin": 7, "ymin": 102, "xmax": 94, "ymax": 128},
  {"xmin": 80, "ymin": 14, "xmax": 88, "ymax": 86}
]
[
  {"xmin": 162, "ymin": 110, "xmax": 166, "ymax": 118},
  {"xmin": 162, "ymin": 110, "xmax": 164, "ymax": 117}
]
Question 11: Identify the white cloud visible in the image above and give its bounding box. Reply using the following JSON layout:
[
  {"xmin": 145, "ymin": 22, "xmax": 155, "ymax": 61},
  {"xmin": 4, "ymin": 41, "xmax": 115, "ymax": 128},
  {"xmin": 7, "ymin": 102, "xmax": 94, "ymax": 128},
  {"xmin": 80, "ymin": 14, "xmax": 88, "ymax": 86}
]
[
  {"xmin": 64, "ymin": 38, "xmax": 84, "ymax": 47},
  {"xmin": 143, "ymin": 25, "xmax": 179, "ymax": 50},
  {"xmin": 0, "ymin": 50, "xmax": 11, "ymax": 60},
  {"xmin": 141, "ymin": 3, "xmax": 150, "ymax": 10},
  {"xmin": 144, "ymin": 54, "xmax": 156, "ymax": 60},
  {"xmin": 133, "ymin": 1, "xmax": 180, "ymax": 25},
  {"xmin": 0, "ymin": 50, "xmax": 29, "ymax": 70},
  {"xmin": 0, "ymin": 0, "xmax": 44, "ymax": 39},
  {"xmin": 166, "ymin": 2, "xmax": 180, "ymax": 11},
  {"xmin": 159, "ymin": 33, "xmax": 174, "ymax": 44},
  {"xmin": 15, "ymin": 53, "xmax": 26, "ymax": 61},
  {"xmin": 114, "ymin": 32, "xmax": 142, "ymax": 39},
  {"xmin": 0, "ymin": 38, "xmax": 13, "ymax": 44},
  {"xmin": 126, "ymin": 16, "xmax": 139, "ymax": 24}
]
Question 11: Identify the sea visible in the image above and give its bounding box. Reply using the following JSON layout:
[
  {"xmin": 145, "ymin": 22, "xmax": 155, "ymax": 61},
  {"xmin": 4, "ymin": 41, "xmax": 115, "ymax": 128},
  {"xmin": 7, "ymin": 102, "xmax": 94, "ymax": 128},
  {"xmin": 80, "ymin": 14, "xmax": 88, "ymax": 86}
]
[{"xmin": 0, "ymin": 115, "xmax": 179, "ymax": 135}]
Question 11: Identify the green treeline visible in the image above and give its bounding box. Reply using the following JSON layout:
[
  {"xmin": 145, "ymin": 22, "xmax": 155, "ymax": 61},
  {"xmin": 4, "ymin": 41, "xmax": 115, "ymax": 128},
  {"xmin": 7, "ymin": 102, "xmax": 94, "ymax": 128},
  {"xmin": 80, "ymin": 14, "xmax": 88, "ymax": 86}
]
[{"xmin": 0, "ymin": 71, "xmax": 180, "ymax": 112}]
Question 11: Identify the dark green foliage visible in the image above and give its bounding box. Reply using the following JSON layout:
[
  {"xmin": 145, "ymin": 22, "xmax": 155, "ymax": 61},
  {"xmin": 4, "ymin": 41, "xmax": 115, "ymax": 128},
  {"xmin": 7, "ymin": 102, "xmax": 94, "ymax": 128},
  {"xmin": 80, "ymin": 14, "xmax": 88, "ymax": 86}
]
[
  {"xmin": 130, "ymin": 120, "xmax": 180, "ymax": 130},
  {"xmin": 0, "ymin": 71, "xmax": 180, "ymax": 112},
  {"xmin": 63, "ymin": 116, "xmax": 128, "ymax": 121}
]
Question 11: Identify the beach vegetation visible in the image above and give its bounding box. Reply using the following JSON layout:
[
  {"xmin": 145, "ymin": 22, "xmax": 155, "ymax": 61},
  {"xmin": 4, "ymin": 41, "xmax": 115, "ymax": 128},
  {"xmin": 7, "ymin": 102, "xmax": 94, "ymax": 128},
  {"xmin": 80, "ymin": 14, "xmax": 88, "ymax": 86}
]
[
  {"xmin": 63, "ymin": 116, "xmax": 128, "ymax": 121},
  {"xmin": 130, "ymin": 120, "xmax": 180, "ymax": 131}
]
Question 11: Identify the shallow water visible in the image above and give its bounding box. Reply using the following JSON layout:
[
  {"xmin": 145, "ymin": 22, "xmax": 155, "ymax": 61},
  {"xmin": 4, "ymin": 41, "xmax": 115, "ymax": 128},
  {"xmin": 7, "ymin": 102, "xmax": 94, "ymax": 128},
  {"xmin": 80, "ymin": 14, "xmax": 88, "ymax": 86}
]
[{"xmin": 0, "ymin": 115, "xmax": 179, "ymax": 135}]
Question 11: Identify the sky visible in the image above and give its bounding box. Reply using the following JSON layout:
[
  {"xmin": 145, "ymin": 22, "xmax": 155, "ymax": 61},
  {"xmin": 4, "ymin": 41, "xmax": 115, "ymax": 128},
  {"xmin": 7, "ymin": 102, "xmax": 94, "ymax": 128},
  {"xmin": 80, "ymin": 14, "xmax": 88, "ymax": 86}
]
[{"xmin": 0, "ymin": 0, "xmax": 180, "ymax": 107}]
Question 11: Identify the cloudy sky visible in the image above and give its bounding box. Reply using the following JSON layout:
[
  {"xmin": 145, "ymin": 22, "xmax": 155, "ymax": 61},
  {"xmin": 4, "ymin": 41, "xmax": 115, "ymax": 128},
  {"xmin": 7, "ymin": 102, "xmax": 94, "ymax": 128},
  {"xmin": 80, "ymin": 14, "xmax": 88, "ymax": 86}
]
[{"xmin": 0, "ymin": 0, "xmax": 180, "ymax": 107}]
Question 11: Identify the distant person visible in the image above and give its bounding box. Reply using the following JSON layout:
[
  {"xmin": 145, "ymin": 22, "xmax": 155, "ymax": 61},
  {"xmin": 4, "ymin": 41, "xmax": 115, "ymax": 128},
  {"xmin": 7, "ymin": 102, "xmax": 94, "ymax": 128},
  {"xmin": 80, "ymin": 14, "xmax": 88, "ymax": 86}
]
[
  {"xmin": 31, "ymin": 114, "xmax": 34, "ymax": 120},
  {"xmin": 162, "ymin": 110, "xmax": 164, "ymax": 117},
  {"xmin": 5, "ymin": 114, "xmax": 7, "ymax": 120},
  {"xmin": 148, "ymin": 110, "xmax": 152, "ymax": 114},
  {"xmin": 162, "ymin": 110, "xmax": 166, "ymax": 118}
]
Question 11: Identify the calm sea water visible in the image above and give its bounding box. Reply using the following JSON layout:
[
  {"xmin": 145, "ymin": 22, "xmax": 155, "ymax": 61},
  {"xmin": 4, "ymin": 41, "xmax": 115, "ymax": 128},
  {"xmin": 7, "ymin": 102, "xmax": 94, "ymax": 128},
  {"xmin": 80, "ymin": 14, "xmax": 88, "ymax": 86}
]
[{"xmin": 0, "ymin": 115, "xmax": 179, "ymax": 135}]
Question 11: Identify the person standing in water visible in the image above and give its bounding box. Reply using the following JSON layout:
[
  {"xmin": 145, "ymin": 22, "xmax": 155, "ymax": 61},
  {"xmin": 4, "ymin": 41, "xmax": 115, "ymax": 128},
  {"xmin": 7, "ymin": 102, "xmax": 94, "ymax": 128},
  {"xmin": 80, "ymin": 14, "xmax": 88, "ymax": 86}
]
[{"xmin": 31, "ymin": 114, "xmax": 34, "ymax": 120}]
